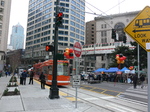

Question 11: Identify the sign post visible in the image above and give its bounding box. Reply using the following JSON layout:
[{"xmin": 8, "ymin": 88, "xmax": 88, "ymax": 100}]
[
  {"xmin": 73, "ymin": 41, "xmax": 82, "ymax": 108},
  {"xmin": 124, "ymin": 6, "xmax": 150, "ymax": 111}
]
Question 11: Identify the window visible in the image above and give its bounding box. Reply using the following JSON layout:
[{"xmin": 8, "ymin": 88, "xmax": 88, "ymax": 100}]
[
  {"xmin": 0, "ymin": 8, "xmax": 3, "ymax": 13},
  {"xmin": 0, "ymin": 15, "xmax": 3, "ymax": 21},
  {"xmin": 0, "ymin": 23, "xmax": 2, "ymax": 29},
  {"xmin": 101, "ymin": 24, "xmax": 107, "ymax": 28},
  {"xmin": 101, "ymin": 55, "xmax": 104, "ymax": 60},
  {"xmin": 101, "ymin": 31, "xmax": 107, "ymax": 37},
  {"xmin": 101, "ymin": 38, "xmax": 107, "ymax": 43},
  {"xmin": 1, "ymin": 1, "xmax": 4, "ymax": 6}
]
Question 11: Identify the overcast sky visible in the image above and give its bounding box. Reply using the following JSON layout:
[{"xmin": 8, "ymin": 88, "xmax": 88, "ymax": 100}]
[{"xmin": 8, "ymin": 0, "xmax": 149, "ymax": 44}]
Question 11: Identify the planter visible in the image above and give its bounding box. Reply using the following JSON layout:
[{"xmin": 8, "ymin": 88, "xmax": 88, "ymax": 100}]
[
  {"xmin": 7, "ymin": 83, "xmax": 18, "ymax": 87},
  {"xmin": 3, "ymin": 88, "xmax": 20, "ymax": 96},
  {"xmin": 3, "ymin": 91, "xmax": 20, "ymax": 96}
]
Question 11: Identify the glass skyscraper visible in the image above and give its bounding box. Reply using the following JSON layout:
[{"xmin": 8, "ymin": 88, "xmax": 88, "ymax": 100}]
[
  {"xmin": 25, "ymin": 0, "xmax": 85, "ymax": 59},
  {"xmin": 10, "ymin": 23, "xmax": 24, "ymax": 50}
]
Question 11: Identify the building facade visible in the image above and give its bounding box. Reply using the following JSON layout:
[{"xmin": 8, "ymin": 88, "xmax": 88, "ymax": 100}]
[
  {"xmin": 0, "ymin": 0, "xmax": 11, "ymax": 71},
  {"xmin": 94, "ymin": 11, "xmax": 139, "ymax": 68},
  {"xmin": 25, "ymin": 0, "xmax": 85, "ymax": 63},
  {"xmin": 85, "ymin": 20, "xmax": 96, "ymax": 44},
  {"xmin": 9, "ymin": 23, "xmax": 24, "ymax": 50}
]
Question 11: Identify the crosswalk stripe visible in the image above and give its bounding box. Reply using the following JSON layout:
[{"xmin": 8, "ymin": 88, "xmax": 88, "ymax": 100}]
[
  {"xmin": 126, "ymin": 89, "xmax": 147, "ymax": 95},
  {"xmin": 106, "ymin": 103, "xmax": 137, "ymax": 112},
  {"xmin": 122, "ymin": 92, "xmax": 147, "ymax": 99},
  {"xmin": 119, "ymin": 85, "xmax": 148, "ymax": 105}
]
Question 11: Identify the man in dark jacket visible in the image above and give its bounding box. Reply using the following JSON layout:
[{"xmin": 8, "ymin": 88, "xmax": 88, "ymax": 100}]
[
  {"xmin": 21, "ymin": 70, "xmax": 27, "ymax": 85},
  {"xmin": 29, "ymin": 69, "xmax": 34, "ymax": 84},
  {"xmin": 140, "ymin": 74, "xmax": 145, "ymax": 89},
  {"xmin": 39, "ymin": 72, "xmax": 46, "ymax": 89},
  {"xmin": 133, "ymin": 74, "xmax": 138, "ymax": 89}
]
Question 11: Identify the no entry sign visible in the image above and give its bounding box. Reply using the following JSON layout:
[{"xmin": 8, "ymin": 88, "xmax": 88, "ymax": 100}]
[{"xmin": 74, "ymin": 42, "xmax": 82, "ymax": 57}]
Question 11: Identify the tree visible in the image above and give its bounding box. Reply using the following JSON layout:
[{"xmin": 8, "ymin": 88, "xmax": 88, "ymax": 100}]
[
  {"xmin": 108, "ymin": 46, "xmax": 135, "ymax": 69},
  {"xmin": 7, "ymin": 50, "xmax": 22, "ymax": 74},
  {"xmin": 130, "ymin": 42, "xmax": 147, "ymax": 70}
]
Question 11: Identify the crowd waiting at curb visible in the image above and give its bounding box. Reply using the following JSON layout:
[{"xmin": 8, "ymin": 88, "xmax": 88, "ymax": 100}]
[{"xmin": 80, "ymin": 72, "xmax": 147, "ymax": 88}]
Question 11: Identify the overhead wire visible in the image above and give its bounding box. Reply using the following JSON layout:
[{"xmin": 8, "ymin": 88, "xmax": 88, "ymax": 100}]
[
  {"xmin": 105, "ymin": 0, "xmax": 126, "ymax": 13},
  {"xmin": 85, "ymin": 0, "xmax": 126, "ymax": 17},
  {"xmin": 84, "ymin": 0, "xmax": 127, "ymax": 43}
]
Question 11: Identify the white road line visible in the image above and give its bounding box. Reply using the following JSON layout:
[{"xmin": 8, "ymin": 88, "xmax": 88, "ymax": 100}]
[
  {"xmin": 106, "ymin": 103, "xmax": 137, "ymax": 112},
  {"xmin": 122, "ymin": 92, "xmax": 147, "ymax": 99}
]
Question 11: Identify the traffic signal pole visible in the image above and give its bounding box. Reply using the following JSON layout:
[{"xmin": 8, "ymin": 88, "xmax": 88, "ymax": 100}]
[{"xmin": 49, "ymin": 0, "xmax": 60, "ymax": 99}]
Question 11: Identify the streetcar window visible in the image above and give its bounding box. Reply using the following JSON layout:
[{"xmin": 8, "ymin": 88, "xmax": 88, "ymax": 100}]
[
  {"xmin": 43, "ymin": 66, "xmax": 48, "ymax": 74},
  {"xmin": 57, "ymin": 63, "xmax": 68, "ymax": 76},
  {"xmin": 48, "ymin": 65, "xmax": 52, "ymax": 74}
]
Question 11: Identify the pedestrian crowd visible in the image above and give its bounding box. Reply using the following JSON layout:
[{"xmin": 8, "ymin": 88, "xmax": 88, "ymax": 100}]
[
  {"xmin": 19, "ymin": 69, "xmax": 45, "ymax": 89},
  {"xmin": 81, "ymin": 72, "xmax": 146, "ymax": 89}
]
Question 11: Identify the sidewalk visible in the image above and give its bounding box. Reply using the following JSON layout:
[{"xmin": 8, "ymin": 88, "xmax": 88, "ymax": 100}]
[{"xmin": 0, "ymin": 76, "xmax": 111, "ymax": 112}]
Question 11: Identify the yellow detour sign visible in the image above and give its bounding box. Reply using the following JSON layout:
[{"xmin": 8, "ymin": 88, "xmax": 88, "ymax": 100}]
[{"xmin": 124, "ymin": 6, "xmax": 150, "ymax": 52}]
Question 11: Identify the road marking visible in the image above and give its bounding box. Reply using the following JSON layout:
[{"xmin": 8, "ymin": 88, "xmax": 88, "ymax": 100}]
[
  {"xmin": 84, "ymin": 97, "xmax": 99, "ymax": 100},
  {"xmin": 122, "ymin": 92, "xmax": 147, "ymax": 99},
  {"xmin": 66, "ymin": 97, "xmax": 80, "ymax": 101},
  {"xmin": 106, "ymin": 103, "xmax": 137, "ymax": 112},
  {"xmin": 100, "ymin": 96, "xmax": 115, "ymax": 99}
]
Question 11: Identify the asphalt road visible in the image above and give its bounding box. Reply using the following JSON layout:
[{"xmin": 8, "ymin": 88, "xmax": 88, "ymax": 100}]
[
  {"xmin": 80, "ymin": 81, "xmax": 148, "ymax": 104},
  {"xmin": 81, "ymin": 81, "xmax": 131, "ymax": 96}
]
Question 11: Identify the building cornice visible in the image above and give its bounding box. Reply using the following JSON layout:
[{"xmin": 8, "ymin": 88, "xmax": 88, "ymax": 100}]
[{"xmin": 95, "ymin": 10, "xmax": 140, "ymax": 21}]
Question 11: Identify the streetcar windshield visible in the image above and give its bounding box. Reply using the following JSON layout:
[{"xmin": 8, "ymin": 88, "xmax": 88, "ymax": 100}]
[{"xmin": 57, "ymin": 63, "xmax": 68, "ymax": 76}]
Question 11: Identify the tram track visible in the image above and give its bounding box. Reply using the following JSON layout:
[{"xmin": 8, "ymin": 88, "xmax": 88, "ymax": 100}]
[{"xmin": 59, "ymin": 85, "xmax": 147, "ymax": 112}]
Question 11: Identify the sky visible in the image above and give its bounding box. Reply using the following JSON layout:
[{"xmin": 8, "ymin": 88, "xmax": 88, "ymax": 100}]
[{"xmin": 8, "ymin": 0, "xmax": 150, "ymax": 44}]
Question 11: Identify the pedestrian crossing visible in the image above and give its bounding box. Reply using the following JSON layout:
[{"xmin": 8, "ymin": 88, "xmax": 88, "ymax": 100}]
[{"xmin": 118, "ymin": 85, "xmax": 148, "ymax": 105}]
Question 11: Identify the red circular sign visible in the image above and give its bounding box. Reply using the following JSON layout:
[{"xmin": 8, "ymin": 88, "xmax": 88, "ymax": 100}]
[{"xmin": 74, "ymin": 42, "xmax": 82, "ymax": 57}]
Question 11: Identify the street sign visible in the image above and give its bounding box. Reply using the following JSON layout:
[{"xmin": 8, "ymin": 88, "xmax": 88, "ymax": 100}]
[
  {"xmin": 72, "ymin": 75, "xmax": 81, "ymax": 88},
  {"xmin": 124, "ymin": 6, "xmax": 150, "ymax": 52},
  {"xmin": 74, "ymin": 42, "xmax": 82, "ymax": 57}
]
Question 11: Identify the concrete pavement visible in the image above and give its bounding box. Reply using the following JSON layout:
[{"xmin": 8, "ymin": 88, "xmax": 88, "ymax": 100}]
[{"xmin": 0, "ymin": 75, "xmax": 112, "ymax": 112}]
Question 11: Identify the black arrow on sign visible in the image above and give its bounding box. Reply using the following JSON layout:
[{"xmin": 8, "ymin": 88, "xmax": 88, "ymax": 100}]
[{"xmin": 133, "ymin": 29, "xmax": 150, "ymax": 33}]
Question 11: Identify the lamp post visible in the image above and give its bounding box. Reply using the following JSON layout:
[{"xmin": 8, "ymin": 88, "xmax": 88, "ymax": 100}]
[{"xmin": 49, "ymin": 0, "xmax": 60, "ymax": 99}]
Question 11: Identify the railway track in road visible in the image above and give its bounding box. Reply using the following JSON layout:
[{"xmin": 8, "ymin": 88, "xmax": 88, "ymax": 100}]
[
  {"xmin": 59, "ymin": 85, "xmax": 147, "ymax": 112},
  {"xmin": 80, "ymin": 85, "xmax": 122, "ymax": 97}
]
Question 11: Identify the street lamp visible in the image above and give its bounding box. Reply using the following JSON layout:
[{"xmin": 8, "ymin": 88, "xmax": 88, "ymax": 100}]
[{"xmin": 49, "ymin": 0, "xmax": 60, "ymax": 99}]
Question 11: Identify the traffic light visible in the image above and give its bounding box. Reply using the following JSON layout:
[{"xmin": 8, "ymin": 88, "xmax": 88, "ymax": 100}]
[
  {"xmin": 111, "ymin": 29, "xmax": 116, "ymax": 40},
  {"xmin": 56, "ymin": 12, "xmax": 63, "ymax": 26},
  {"xmin": 45, "ymin": 45, "xmax": 54, "ymax": 52},
  {"xmin": 123, "ymin": 32, "xmax": 127, "ymax": 43}
]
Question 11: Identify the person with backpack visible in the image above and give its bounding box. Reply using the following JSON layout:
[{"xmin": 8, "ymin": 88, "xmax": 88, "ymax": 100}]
[{"xmin": 39, "ymin": 72, "xmax": 46, "ymax": 89}]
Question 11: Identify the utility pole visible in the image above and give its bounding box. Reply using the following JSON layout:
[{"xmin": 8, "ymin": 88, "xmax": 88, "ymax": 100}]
[{"xmin": 49, "ymin": 0, "xmax": 60, "ymax": 99}]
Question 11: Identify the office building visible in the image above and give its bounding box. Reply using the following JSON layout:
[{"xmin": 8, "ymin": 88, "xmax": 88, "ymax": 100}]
[
  {"xmin": 9, "ymin": 23, "xmax": 25, "ymax": 50},
  {"xmin": 0, "ymin": 0, "xmax": 11, "ymax": 71},
  {"xmin": 25, "ymin": 0, "xmax": 85, "ymax": 63},
  {"xmin": 85, "ymin": 20, "xmax": 96, "ymax": 44}
]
